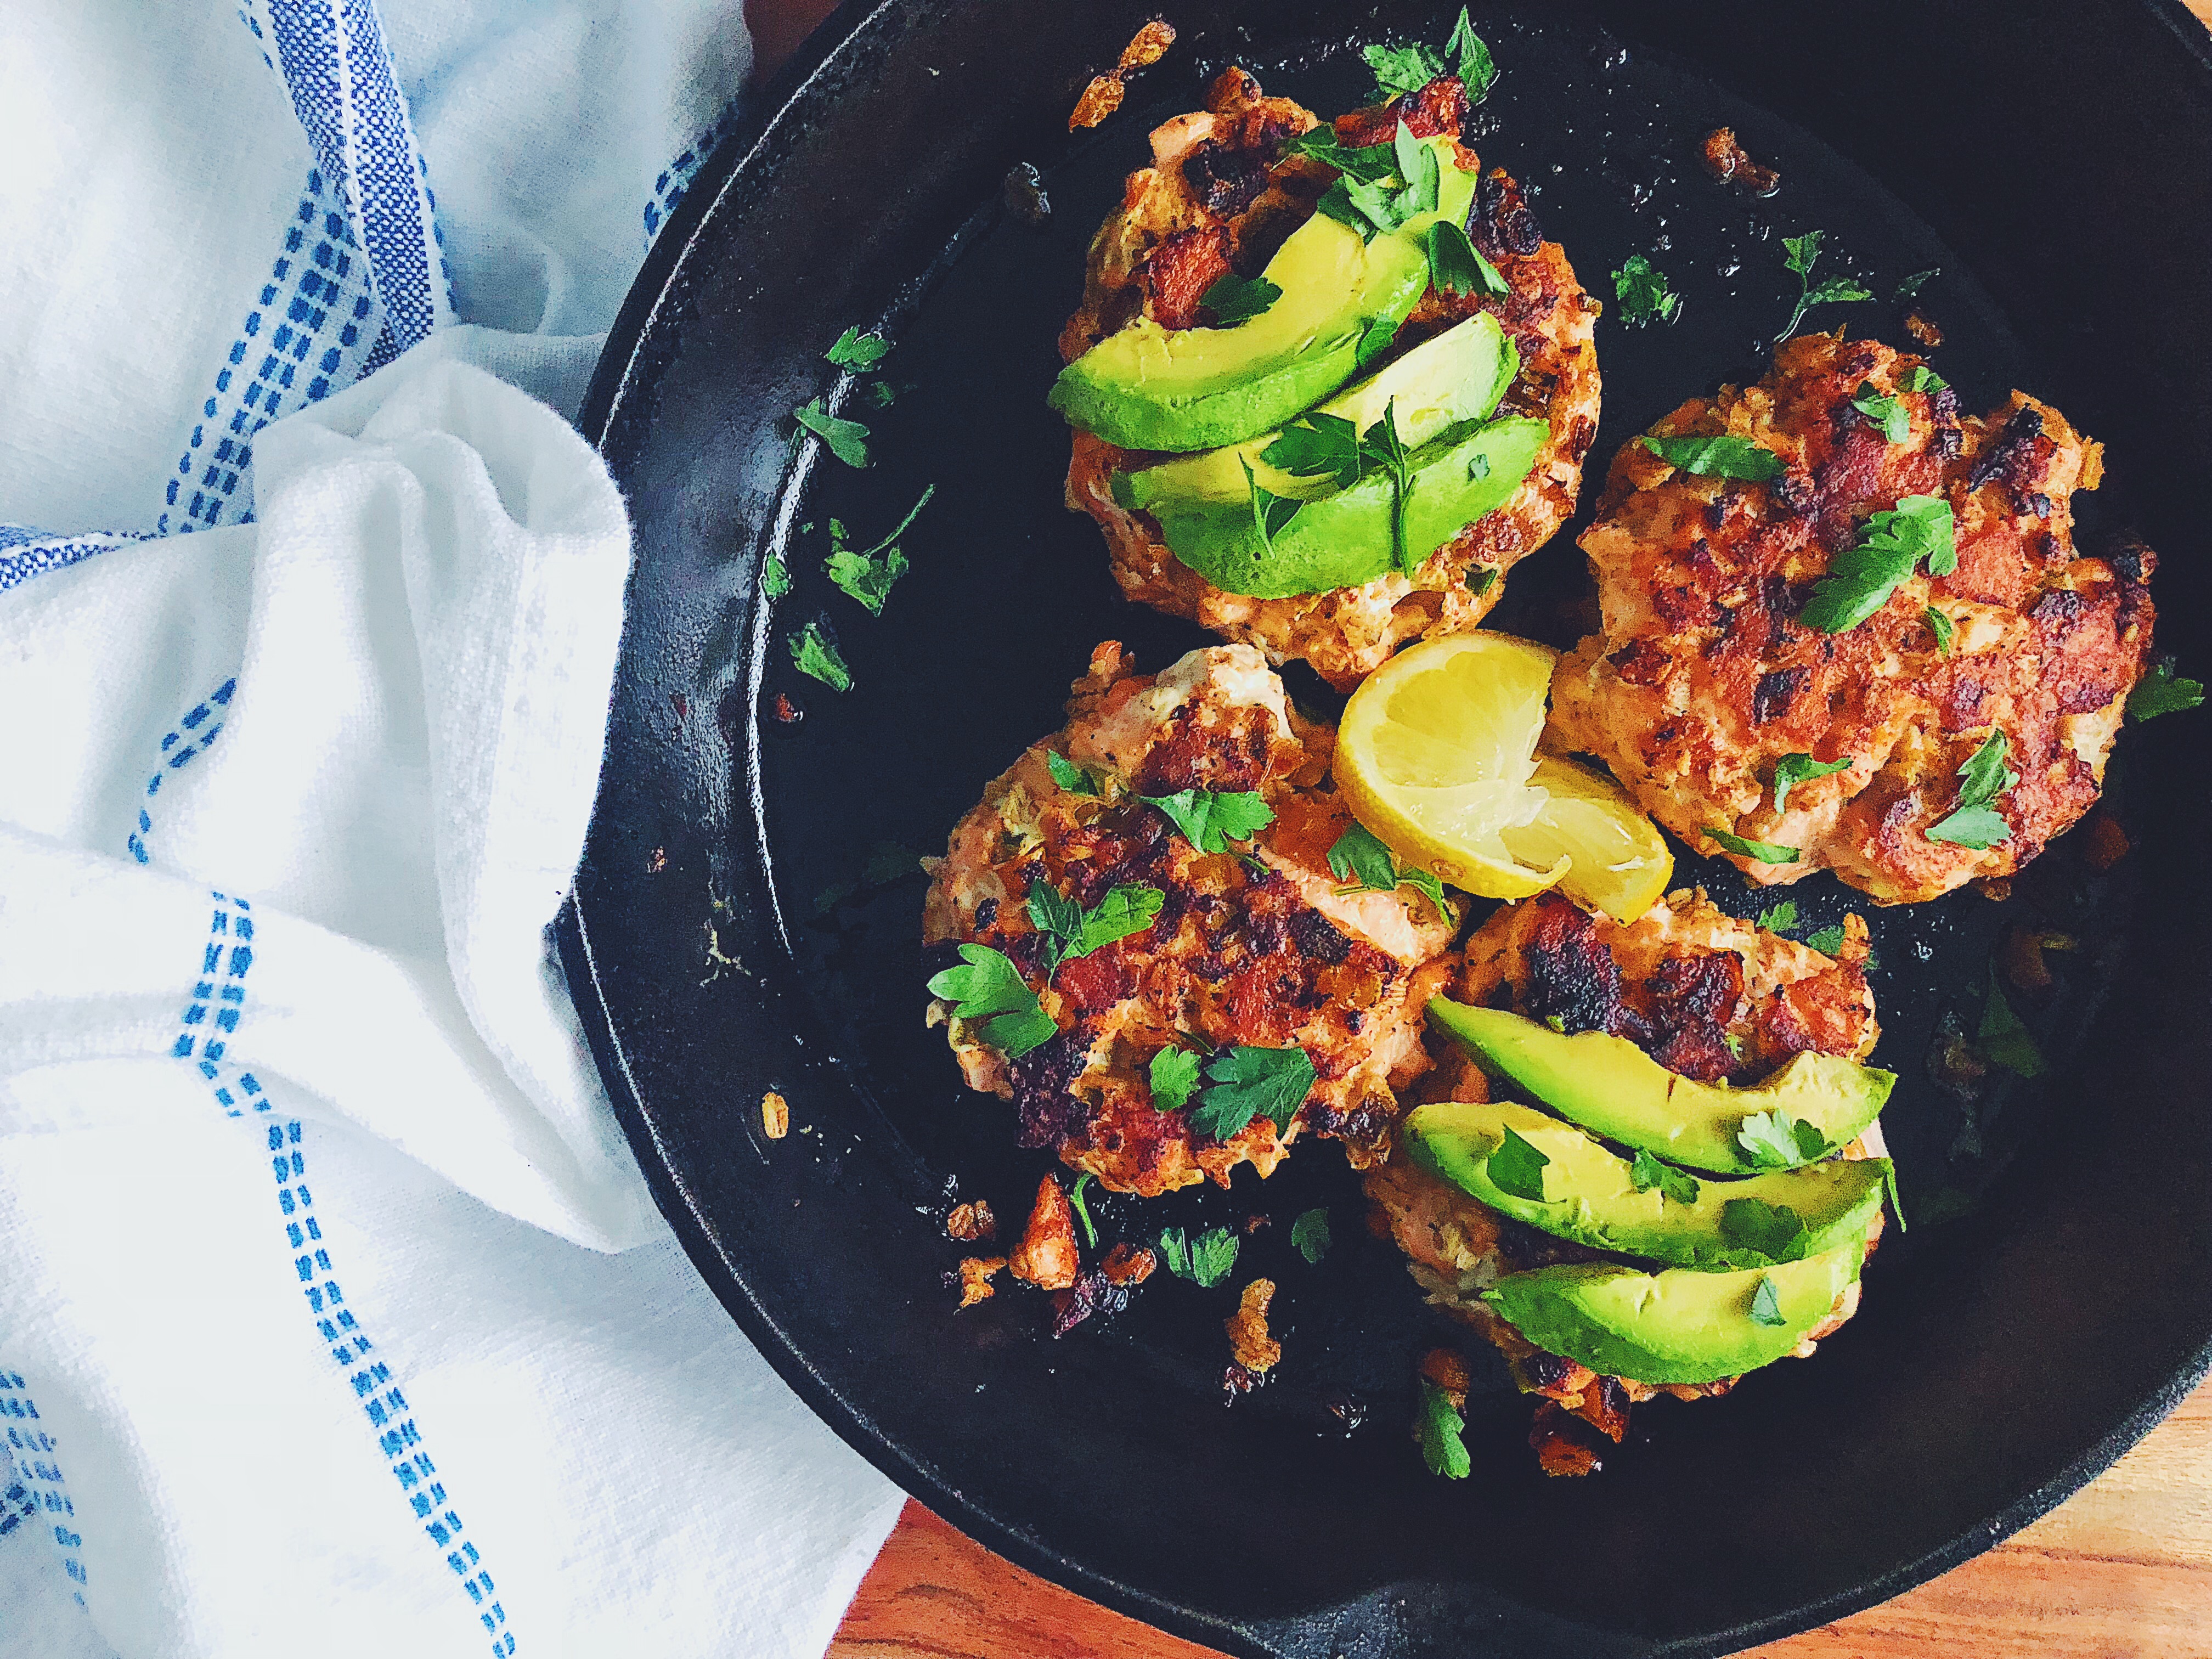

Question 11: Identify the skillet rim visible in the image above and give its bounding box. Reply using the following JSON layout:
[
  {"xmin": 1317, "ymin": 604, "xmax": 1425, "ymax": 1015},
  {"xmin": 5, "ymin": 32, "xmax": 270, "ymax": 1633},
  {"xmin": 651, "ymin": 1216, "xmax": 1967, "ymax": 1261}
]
[{"xmin": 562, "ymin": 2, "xmax": 2212, "ymax": 1652}]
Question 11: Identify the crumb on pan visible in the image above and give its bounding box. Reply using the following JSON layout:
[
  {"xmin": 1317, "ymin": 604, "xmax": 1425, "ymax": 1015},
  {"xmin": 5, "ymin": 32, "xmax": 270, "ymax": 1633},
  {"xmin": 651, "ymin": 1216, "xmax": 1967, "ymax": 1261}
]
[
  {"xmin": 760, "ymin": 1091, "xmax": 789, "ymax": 1139},
  {"xmin": 1700, "ymin": 126, "xmax": 1781, "ymax": 195},
  {"xmin": 1225, "ymin": 1278, "xmax": 1283, "ymax": 1373},
  {"xmin": 956, "ymin": 1256, "xmax": 1007, "ymax": 1308},
  {"xmin": 1010, "ymin": 1174, "xmax": 1080, "ymax": 1289},
  {"xmin": 946, "ymin": 1199, "xmax": 997, "ymax": 1243},
  {"xmin": 1069, "ymin": 20, "xmax": 1177, "ymax": 132}
]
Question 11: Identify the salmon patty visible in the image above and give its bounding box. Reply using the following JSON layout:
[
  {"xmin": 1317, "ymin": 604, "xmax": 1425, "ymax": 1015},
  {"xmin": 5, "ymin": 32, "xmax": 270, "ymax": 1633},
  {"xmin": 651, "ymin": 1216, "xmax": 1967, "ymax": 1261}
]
[
  {"xmin": 1365, "ymin": 889, "xmax": 1884, "ymax": 1471},
  {"xmin": 1061, "ymin": 67, "xmax": 1600, "ymax": 691},
  {"xmin": 1551, "ymin": 333, "xmax": 2156, "ymax": 904},
  {"xmin": 923, "ymin": 642, "xmax": 1458, "ymax": 1196}
]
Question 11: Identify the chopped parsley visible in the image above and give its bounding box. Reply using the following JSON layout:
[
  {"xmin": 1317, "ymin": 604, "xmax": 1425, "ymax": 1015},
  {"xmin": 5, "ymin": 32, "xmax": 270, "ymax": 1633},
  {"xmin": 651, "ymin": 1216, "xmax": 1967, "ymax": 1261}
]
[
  {"xmin": 1426, "ymin": 220, "xmax": 1509, "ymax": 298},
  {"xmin": 926, "ymin": 943, "xmax": 1056, "ymax": 1057},
  {"xmin": 1773, "ymin": 752, "xmax": 1851, "ymax": 812},
  {"xmin": 1046, "ymin": 751, "xmax": 1097, "ymax": 794},
  {"xmin": 1445, "ymin": 9, "xmax": 1497, "ymax": 100},
  {"xmin": 1774, "ymin": 230, "xmax": 1874, "ymax": 343},
  {"xmin": 1362, "ymin": 9, "xmax": 1496, "ymax": 103},
  {"xmin": 1736, "ymin": 1110, "xmax": 1835, "ymax": 1170},
  {"xmin": 1904, "ymin": 363, "xmax": 1949, "ymax": 393},
  {"xmin": 1242, "ymin": 459, "xmax": 1302, "ymax": 555},
  {"xmin": 1894, "ymin": 268, "xmax": 1940, "ymax": 301},
  {"xmin": 1201, "ymin": 273, "xmax": 1282, "ymax": 326},
  {"xmin": 789, "ymin": 622, "xmax": 852, "ymax": 692},
  {"xmin": 1851, "ymin": 380, "xmax": 1912, "ymax": 444},
  {"xmin": 1415, "ymin": 1377, "xmax": 1472, "ymax": 1479},
  {"xmin": 1327, "ymin": 822, "xmax": 1451, "ymax": 919},
  {"xmin": 1158, "ymin": 1224, "xmax": 1239, "ymax": 1288},
  {"xmin": 1148, "ymin": 1046, "xmax": 1201, "ymax": 1111},
  {"xmin": 1628, "ymin": 1148, "xmax": 1701, "ymax": 1206},
  {"xmin": 1804, "ymin": 923, "xmax": 1847, "ymax": 956},
  {"xmin": 1485, "ymin": 1125, "xmax": 1550, "ymax": 1203},
  {"xmin": 1189, "ymin": 1044, "xmax": 1316, "ymax": 1141},
  {"xmin": 1026, "ymin": 882, "xmax": 1164, "ymax": 975},
  {"xmin": 1749, "ymin": 1276, "xmax": 1790, "ymax": 1328},
  {"xmin": 823, "ymin": 484, "xmax": 932, "ymax": 617},
  {"xmin": 1925, "ymin": 729, "xmax": 2015, "ymax": 849},
  {"xmin": 1069, "ymin": 1173, "xmax": 1098, "ymax": 1248},
  {"xmin": 1719, "ymin": 1198, "xmax": 1809, "ymax": 1263},
  {"xmin": 1291, "ymin": 1207, "xmax": 1331, "ymax": 1265},
  {"xmin": 1978, "ymin": 971, "xmax": 2046, "ymax": 1079},
  {"xmin": 2129, "ymin": 659, "xmax": 2205, "ymax": 721},
  {"xmin": 1798, "ymin": 493, "xmax": 1956, "ymax": 634},
  {"xmin": 1706, "ymin": 827, "xmax": 1800, "ymax": 864},
  {"xmin": 1141, "ymin": 788, "xmax": 1276, "ymax": 854},
  {"xmin": 825, "ymin": 326, "xmax": 891, "ymax": 369},
  {"xmin": 1612, "ymin": 253, "xmax": 1681, "ymax": 326},
  {"xmin": 1354, "ymin": 313, "xmax": 1401, "ymax": 371},
  {"xmin": 1639, "ymin": 433, "xmax": 1781, "ymax": 481},
  {"xmin": 1924, "ymin": 605, "xmax": 1955, "ymax": 656},
  {"xmin": 1316, "ymin": 121, "xmax": 1439, "ymax": 244},
  {"xmin": 793, "ymin": 398, "xmax": 870, "ymax": 467},
  {"xmin": 1264, "ymin": 411, "xmax": 1365, "ymax": 491},
  {"xmin": 1279, "ymin": 126, "xmax": 1398, "ymax": 185},
  {"xmin": 761, "ymin": 553, "xmax": 792, "ymax": 599},
  {"xmin": 1756, "ymin": 900, "xmax": 1799, "ymax": 932}
]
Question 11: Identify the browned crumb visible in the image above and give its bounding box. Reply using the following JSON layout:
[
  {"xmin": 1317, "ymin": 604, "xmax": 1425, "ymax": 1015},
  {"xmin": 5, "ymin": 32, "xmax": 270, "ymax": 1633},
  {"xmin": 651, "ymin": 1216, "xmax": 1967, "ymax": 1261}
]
[
  {"xmin": 646, "ymin": 847, "xmax": 667, "ymax": 872},
  {"xmin": 1418, "ymin": 1347, "xmax": 1469, "ymax": 1403},
  {"xmin": 1118, "ymin": 19, "xmax": 1176, "ymax": 69},
  {"xmin": 946, "ymin": 1200, "xmax": 997, "ymax": 1243},
  {"xmin": 1070, "ymin": 74, "xmax": 1125, "ymax": 131},
  {"xmin": 1701, "ymin": 126, "xmax": 1781, "ymax": 195},
  {"xmin": 760, "ymin": 1091, "xmax": 789, "ymax": 1140},
  {"xmin": 1530, "ymin": 1402, "xmax": 1609, "ymax": 1477},
  {"xmin": 771, "ymin": 692, "xmax": 803, "ymax": 725},
  {"xmin": 1998, "ymin": 926, "xmax": 2076, "ymax": 992},
  {"xmin": 1101, "ymin": 1243, "xmax": 1156, "ymax": 1285},
  {"xmin": 1225, "ymin": 1279, "xmax": 1282, "ymax": 1373},
  {"xmin": 1904, "ymin": 309, "xmax": 1945, "ymax": 349},
  {"xmin": 956, "ymin": 1256, "xmax": 1007, "ymax": 1308},
  {"xmin": 1069, "ymin": 20, "xmax": 1176, "ymax": 132},
  {"xmin": 2084, "ymin": 810, "xmax": 2130, "ymax": 870},
  {"xmin": 1009, "ymin": 1175, "xmax": 1080, "ymax": 1290}
]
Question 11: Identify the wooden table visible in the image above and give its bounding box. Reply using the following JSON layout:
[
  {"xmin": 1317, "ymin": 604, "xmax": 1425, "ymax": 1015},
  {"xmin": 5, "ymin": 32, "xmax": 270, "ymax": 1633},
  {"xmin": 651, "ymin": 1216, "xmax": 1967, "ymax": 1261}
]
[{"xmin": 781, "ymin": 2, "xmax": 2212, "ymax": 1652}]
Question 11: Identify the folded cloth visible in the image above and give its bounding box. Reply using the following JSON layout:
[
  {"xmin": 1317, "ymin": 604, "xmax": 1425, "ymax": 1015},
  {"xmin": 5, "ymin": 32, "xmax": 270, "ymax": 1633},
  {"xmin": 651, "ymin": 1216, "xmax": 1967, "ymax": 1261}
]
[{"xmin": 0, "ymin": 2, "xmax": 905, "ymax": 1656}]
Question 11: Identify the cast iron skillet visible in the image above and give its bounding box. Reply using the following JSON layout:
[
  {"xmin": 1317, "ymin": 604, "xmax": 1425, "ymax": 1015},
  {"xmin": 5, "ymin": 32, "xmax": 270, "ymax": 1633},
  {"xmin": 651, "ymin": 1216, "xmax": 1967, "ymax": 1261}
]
[{"xmin": 560, "ymin": 3, "xmax": 2212, "ymax": 1653}]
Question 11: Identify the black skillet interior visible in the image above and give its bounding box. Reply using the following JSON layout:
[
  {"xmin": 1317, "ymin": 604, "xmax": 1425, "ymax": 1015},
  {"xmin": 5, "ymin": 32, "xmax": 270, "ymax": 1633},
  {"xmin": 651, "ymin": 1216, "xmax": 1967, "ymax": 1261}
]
[{"xmin": 562, "ymin": 3, "xmax": 2212, "ymax": 1654}]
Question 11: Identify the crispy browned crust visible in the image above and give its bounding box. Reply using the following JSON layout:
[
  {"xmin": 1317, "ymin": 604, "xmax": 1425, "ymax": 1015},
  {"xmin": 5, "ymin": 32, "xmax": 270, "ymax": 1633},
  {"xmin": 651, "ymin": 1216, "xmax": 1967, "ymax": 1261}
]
[
  {"xmin": 1551, "ymin": 333, "xmax": 2157, "ymax": 904},
  {"xmin": 1058, "ymin": 69, "xmax": 1600, "ymax": 691},
  {"xmin": 1364, "ymin": 889, "xmax": 1883, "ymax": 1465},
  {"xmin": 922, "ymin": 641, "xmax": 1460, "ymax": 1196}
]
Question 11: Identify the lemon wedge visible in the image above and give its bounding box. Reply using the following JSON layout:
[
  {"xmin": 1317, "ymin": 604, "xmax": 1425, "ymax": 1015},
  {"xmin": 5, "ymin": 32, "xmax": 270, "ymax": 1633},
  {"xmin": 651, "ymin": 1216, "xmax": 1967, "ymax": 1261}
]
[
  {"xmin": 1334, "ymin": 633, "xmax": 1568, "ymax": 900},
  {"xmin": 1334, "ymin": 632, "xmax": 1674, "ymax": 915}
]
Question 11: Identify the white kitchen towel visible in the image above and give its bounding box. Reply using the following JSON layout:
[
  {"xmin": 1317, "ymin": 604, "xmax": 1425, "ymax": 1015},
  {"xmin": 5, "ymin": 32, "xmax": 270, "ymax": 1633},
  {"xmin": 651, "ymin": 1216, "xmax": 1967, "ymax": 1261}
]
[{"xmin": 0, "ymin": 2, "xmax": 906, "ymax": 1656}]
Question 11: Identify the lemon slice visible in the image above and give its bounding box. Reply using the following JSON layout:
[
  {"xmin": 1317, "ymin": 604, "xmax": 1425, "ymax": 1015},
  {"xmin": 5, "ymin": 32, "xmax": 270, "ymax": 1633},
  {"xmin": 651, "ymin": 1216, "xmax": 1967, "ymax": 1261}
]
[
  {"xmin": 1503, "ymin": 754, "xmax": 1675, "ymax": 923},
  {"xmin": 1335, "ymin": 633, "xmax": 1569, "ymax": 899}
]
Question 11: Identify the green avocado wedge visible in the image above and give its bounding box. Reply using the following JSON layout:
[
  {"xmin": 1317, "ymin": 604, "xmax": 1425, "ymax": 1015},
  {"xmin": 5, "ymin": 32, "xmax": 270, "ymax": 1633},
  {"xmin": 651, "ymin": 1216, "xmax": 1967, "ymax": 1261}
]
[
  {"xmin": 1048, "ymin": 136, "xmax": 1476, "ymax": 452},
  {"xmin": 1426, "ymin": 1001, "xmax": 1894, "ymax": 1175},
  {"xmin": 1482, "ymin": 1245, "xmax": 1866, "ymax": 1386},
  {"xmin": 1144, "ymin": 416, "xmax": 1546, "ymax": 599},
  {"xmin": 1113, "ymin": 313, "xmax": 1519, "ymax": 512},
  {"xmin": 1403, "ymin": 1099, "xmax": 1891, "ymax": 1270}
]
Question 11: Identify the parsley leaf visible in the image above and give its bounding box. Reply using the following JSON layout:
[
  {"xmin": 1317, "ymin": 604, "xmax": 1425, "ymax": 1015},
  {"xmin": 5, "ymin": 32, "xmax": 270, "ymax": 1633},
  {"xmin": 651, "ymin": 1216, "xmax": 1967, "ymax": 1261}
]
[
  {"xmin": 1415, "ymin": 1377, "xmax": 1472, "ymax": 1479},
  {"xmin": 1278, "ymin": 126, "xmax": 1398, "ymax": 185},
  {"xmin": 1639, "ymin": 433, "xmax": 1781, "ymax": 481},
  {"xmin": 1612, "ymin": 253, "xmax": 1682, "ymax": 326},
  {"xmin": 825, "ymin": 326, "xmax": 891, "ymax": 369},
  {"xmin": 1851, "ymin": 380, "xmax": 1912, "ymax": 444},
  {"xmin": 1046, "ymin": 751, "xmax": 1097, "ymax": 794},
  {"xmin": 1361, "ymin": 400, "xmax": 1419, "ymax": 572},
  {"xmin": 1486, "ymin": 1125, "xmax": 1551, "ymax": 1202},
  {"xmin": 1149, "ymin": 1046, "xmax": 1201, "ymax": 1111},
  {"xmin": 1756, "ymin": 900, "xmax": 1800, "ymax": 932},
  {"xmin": 1201, "ymin": 273, "xmax": 1283, "ymax": 326},
  {"xmin": 1446, "ymin": 9, "xmax": 1497, "ymax": 101},
  {"xmin": 2129, "ymin": 659, "xmax": 2205, "ymax": 721},
  {"xmin": 1706, "ymin": 826, "xmax": 1800, "ymax": 864},
  {"xmin": 1926, "ymin": 730, "xmax": 2016, "ymax": 849},
  {"xmin": 926, "ymin": 943, "xmax": 1057, "ymax": 1057},
  {"xmin": 1749, "ymin": 1276, "xmax": 1790, "ymax": 1328},
  {"xmin": 761, "ymin": 554, "xmax": 792, "ymax": 599},
  {"xmin": 1314, "ymin": 121, "xmax": 1437, "ymax": 241},
  {"xmin": 1904, "ymin": 363, "xmax": 1949, "ymax": 393},
  {"xmin": 1327, "ymin": 822, "xmax": 1452, "ymax": 919},
  {"xmin": 1736, "ymin": 1110, "xmax": 1835, "ymax": 1169},
  {"xmin": 1427, "ymin": 219, "xmax": 1509, "ymax": 298},
  {"xmin": 1364, "ymin": 39, "xmax": 1447, "ymax": 99},
  {"xmin": 1189, "ymin": 1045, "xmax": 1315, "ymax": 1141},
  {"xmin": 1720, "ymin": 1198, "xmax": 1809, "ymax": 1263},
  {"xmin": 1156, "ymin": 1227, "xmax": 1192, "ymax": 1278},
  {"xmin": 794, "ymin": 398, "xmax": 870, "ymax": 467},
  {"xmin": 1354, "ymin": 313, "xmax": 1401, "ymax": 371},
  {"xmin": 1978, "ymin": 971, "xmax": 2045, "ymax": 1078},
  {"xmin": 1142, "ymin": 788, "xmax": 1276, "ymax": 854},
  {"xmin": 1773, "ymin": 752, "xmax": 1852, "ymax": 812},
  {"xmin": 1188, "ymin": 1227, "xmax": 1240, "ymax": 1288},
  {"xmin": 1804, "ymin": 923, "xmax": 1847, "ymax": 956},
  {"xmin": 1027, "ymin": 882, "xmax": 1164, "ymax": 974},
  {"xmin": 1263, "ymin": 411, "xmax": 1365, "ymax": 491},
  {"xmin": 1798, "ymin": 494, "xmax": 1956, "ymax": 633},
  {"xmin": 1924, "ymin": 605, "xmax": 1955, "ymax": 656},
  {"xmin": 1069, "ymin": 1172, "xmax": 1098, "ymax": 1248},
  {"xmin": 1775, "ymin": 230, "xmax": 1874, "ymax": 342},
  {"xmin": 823, "ymin": 485, "xmax": 932, "ymax": 617},
  {"xmin": 1242, "ymin": 459, "xmax": 1302, "ymax": 554},
  {"xmin": 789, "ymin": 622, "xmax": 853, "ymax": 692},
  {"xmin": 1291, "ymin": 1206, "xmax": 1332, "ymax": 1264},
  {"xmin": 1393, "ymin": 120, "xmax": 1441, "ymax": 216},
  {"xmin": 1894, "ymin": 268, "xmax": 1939, "ymax": 301},
  {"xmin": 1628, "ymin": 1148, "xmax": 1701, "ymax": 1206},
  {"xmin": 1317, "ymin": 173, "xmax": 1406, "ymax": 242}
]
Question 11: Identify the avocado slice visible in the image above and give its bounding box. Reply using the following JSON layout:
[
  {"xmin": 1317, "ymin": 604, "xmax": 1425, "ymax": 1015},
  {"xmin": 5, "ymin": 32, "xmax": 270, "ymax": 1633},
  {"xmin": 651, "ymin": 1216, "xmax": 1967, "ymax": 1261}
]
[
  {"xmin": 1142, "ymin": 416, "xmax": 1546, "ymax": 599},
  {"xmin": 1427, "ymin": 1000, "xmax": 1894, "ymax": 1175},
  {"xmin": 1403, "ymin": 1099, "xmax": 1891, "ymax": 1270},
  {"xmin": 1049, "ymin": 136, "xmax": 1477, "ymax": 453},
  {"xmin": 1482, "ymin": 1246, "xmax": 1865, "ymax": 1386},
  {"xmin": 1114, "ymin": 313, "xmax": 1520, "ymax": 512}
]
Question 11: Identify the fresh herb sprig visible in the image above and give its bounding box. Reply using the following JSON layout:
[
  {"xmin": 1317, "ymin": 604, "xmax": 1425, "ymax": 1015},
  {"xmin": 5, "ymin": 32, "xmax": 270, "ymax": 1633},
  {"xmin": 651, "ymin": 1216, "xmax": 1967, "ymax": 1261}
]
[
  {"xmin": 1756, "ymin": 900, "xmax": 1799, "ymax": 932},
  {"xmin": 1798, "ymin": 494, "xmax": 1956, "ymax": 634},
  {"xmin": 2130, "ymin": 659, "xmax": 2204, "ymax": 721},
  {"xmin": 794, "ymin": 398, "xmax": 870, "ymax": 467},
  {"xmin": 1142, "ymin": 788, "xmax": 1276, "ymax": 854},
  {"xmin": 926, "ymin": 944, "xmax": 1056, "ymax": 1056},
  {"xmin": 1772, "ymin": 752, "xmax": 1850, "ymax": 812},
  {"xmin": 1486, "ymin": 1126, "xmax": 1550, "ymax": 1202},
  {"xmin": 1639, "ymin": 433, "xmax": 1780, "ymax": 480},
  {"xmin": 1774, "ymin": 231, "xmax": 1874, "ymax": 343},
  {"xmin": 1706, "ymin": 827, "xmax": 1800, "ymax": 864},
  {"xmin": 824, "ymin": 484, "xmax": 934, "ymax": 616},
  {"xmin": 1719, "ymin": 1198, "xmax": 1809, "ymax": 1263},
  {"xmin": 1026, "ymin": 882, "xmax": 1164, "ymax": 975},
  {"xmin": 1416, "ymin": 1378, "xmax": 1472, "ymax": 1478},
  {"xmin": 1364, "ymin": 7, "xmax": 1496, "ymax": 102},
  {"xmin": 1149, "ymin": 1046, "xmax": 1201, "ymax": 1110},
  {"xmin": 1327, "ymin": 822, "xmax": 1451, "ymax": 919},
  {"xmin": 1629, "ymin": 1149, "xmax": 1702, "ymax": 1206},
  {"xmin": 1158, "ymin": 1225, "xmax": 1239, "ymax": 1288},
  {"xmin": 1925, "ymin": 729, "xmax": 2016, "ymax": 849},
  {"xmin": 1188, "ymin": 1045, "xmax": 1316, "ymax": 1141},
  {"xmin": 1427, "ymin": 221, "xmax": 1508, "ymax": 298},
  {"xmin": 789, "ymin": 620, "xmax": 853, "ymax": 691},
  {"xmin": 1317, "ymin": 121, "xmax": 1441, "ymax": 243},
  {"xmin": 1613, "ymin": 254, "xmax": 1681, "ymax": 326},
  {"xmin": 1736, "ymin": 1110, "xmax": 1836, "ymax": 1170},
  {"xmin": 1291, "ymin": 1207, "xmax": 1331, "ymax": 1265},
  {"xmin": 1201, "ymin": 273, "xmax": 1282, "ymax": 326},
  {"xmin": 1262, "ymin": 400, "xmax": 1421, "ymax": 569},
  {"xmin": 1749, "ymin": 1276, "xmax": 1789, "ymax": 1327},
  {"xmin": 1850, "ymin": 380, "xmax": 1912, "ymax": 444}
]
